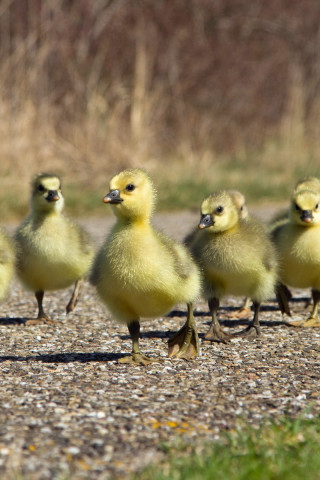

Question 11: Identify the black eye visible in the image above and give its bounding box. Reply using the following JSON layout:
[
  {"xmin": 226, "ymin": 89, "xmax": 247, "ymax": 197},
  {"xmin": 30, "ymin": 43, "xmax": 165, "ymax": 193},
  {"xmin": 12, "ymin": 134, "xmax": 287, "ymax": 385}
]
[
  {"xmin": 38, "ymin": 184, "xmax": 45, "ymax": 192},
  {"xmin": 315, "ymin": 203, "xmax": 319, "ymax": 210},
  {"xmin": 295, "ymin": 203, "xmax": 300, "ymax": 211},
  {"xmin": 125, "ymin": 184, "xmax": 135, "ymax": 192},
  {"xmin": 216, "ymin": 206, "xmax": 224, "ymax": 214}
]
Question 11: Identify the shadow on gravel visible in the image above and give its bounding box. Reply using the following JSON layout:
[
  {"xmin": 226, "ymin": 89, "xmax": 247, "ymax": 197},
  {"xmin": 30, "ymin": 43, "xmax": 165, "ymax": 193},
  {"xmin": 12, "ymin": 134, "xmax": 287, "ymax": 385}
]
[
  {"xmin": 166, "ymin": 309, "xmax": 285, "ymax": 329},
  {"xmin": 119, "ymin": 330, "xmax": 173, "ymax": 340},
  {"xmin": 0, "ymin": 317, "xmax": 27, "ymax": 325},
  {"xmin": 167, "ymin": 304, "xmax": 280, "ymax": 318},
  {"xmin": 0, "ymin": 352, "xmax": 125, "ymax": 363}
]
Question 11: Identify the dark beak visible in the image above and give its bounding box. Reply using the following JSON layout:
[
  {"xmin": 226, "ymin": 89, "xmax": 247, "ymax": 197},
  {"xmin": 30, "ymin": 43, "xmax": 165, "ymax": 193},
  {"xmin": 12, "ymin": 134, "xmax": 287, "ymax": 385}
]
[
  {"xmin": 300, "ymin": 210, "xmax": 313, "ymax": 223},
  {"xmin": 103, "ymin": 189, "xmax": 123, "ymax": 204},
  {"xmin": 46, "ymin": 190, "xmax": 60, "ymax": 202},
  {"xmin": 198, "ymin": 214, "xmax": 214, "ymax": 229}
]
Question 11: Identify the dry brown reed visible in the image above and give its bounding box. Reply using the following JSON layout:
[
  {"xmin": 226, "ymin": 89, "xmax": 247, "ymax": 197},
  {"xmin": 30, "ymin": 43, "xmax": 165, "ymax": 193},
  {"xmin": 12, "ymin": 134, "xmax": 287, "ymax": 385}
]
[{"xmin": 0, "ymin": 1, "xmax": 320, "ymax": 219}]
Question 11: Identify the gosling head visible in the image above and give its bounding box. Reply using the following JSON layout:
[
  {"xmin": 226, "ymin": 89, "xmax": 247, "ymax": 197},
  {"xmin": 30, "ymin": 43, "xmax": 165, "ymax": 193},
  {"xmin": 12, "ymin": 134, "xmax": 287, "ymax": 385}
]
[
  {"xmin": 198, "ymin": 191, "xmax": 240, "ymax": 233},
  {"xmin": 290, "ymin": 189, "xmax": 320, "ymax": 226},
  {"xmin": 294, "ymin": 176, "xmax": 320, "ymax": 194},
  {"xmin": 103, "ymin": 168, "xmax": 156, "ymax": 221},
  {"xmin": 31, "ymin": 173, "xmax": 64, "ymax": 214}
]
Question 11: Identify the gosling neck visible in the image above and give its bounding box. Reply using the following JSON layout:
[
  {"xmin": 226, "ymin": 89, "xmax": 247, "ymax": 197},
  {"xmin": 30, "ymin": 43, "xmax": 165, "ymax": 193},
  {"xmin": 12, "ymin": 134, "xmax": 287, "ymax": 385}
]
[{"xmin": 116, "ymin": 213, "xmax": 151, "ymax": 228}]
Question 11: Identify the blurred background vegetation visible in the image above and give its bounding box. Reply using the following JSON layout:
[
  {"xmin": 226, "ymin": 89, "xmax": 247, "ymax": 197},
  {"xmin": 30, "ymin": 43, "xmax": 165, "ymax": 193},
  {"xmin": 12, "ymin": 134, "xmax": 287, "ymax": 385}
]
[{"xmin": 1, "ymin": 0, "xmax": 320, "ymax": 219}]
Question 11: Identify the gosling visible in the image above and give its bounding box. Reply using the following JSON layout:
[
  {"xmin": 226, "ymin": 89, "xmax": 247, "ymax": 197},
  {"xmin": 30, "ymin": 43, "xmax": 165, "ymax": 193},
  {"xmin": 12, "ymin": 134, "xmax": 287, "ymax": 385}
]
[
  {"xmin": 272, "ymin": 186, "xmax": 320, "ymax": 326},
  {"xmin": 189, "ymin": 190, "xmax": 278, "ymax": 343},
  {"xmin": 0, "ymin": 228, "xmax": 15, "ymax": 305},
  {"xmin": 185, "ymin": 190, "xmax": 251, "ymax": 318},
  {"xmin": 90, "ymin": 168, "xmax": 201, "ymax": 365},
  {"xmin": 270, "ymin": 176, "xmax": 320, "ymax": 311},
  {"xmin": 15, "ymin": 173, "xmax": 94, "ymax": 325}
]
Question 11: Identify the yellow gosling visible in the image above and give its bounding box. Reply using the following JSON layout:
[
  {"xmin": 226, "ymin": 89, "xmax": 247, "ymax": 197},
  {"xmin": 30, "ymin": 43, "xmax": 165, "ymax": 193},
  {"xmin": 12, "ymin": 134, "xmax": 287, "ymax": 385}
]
[
  {"xmin": 269, "ymin": 177, "xmax": 320, "ymax": 312},
  {"xmin": 272, "ymin": 187, "xmax": 320, "ymax": 327},
  {"xmin": 15, "ymin": 173, "xmax": 94, "ymax": 325},
  {"xmin": 186, "ymin": 190, "xmax": 252, "ymax": 320},
  {"xmin": 0, "ymin": 228, "xmax": 15, "ymax": 304},
  {"xmin": 189, "ymin": 190, "xmax": 278, "ymax": 343},
  {"xmin": 90, "ymin": 168, "xmax": 201, "ymax": 365}
]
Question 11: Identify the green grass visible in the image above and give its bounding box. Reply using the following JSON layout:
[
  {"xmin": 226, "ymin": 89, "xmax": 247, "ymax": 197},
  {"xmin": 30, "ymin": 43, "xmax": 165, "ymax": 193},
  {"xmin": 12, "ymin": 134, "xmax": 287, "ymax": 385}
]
[
  {"xmin": 136, "ymin": 416, "xmax": 320, "ymax": 480},
  {"xmin": 1, "ymin": 156, "xmax": 320, "ymax": 222}
]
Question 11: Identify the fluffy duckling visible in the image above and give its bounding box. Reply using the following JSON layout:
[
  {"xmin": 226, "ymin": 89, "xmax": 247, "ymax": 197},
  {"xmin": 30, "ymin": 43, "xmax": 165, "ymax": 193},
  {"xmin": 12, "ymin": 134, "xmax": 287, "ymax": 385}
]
[
  {"xmin": 90, "ymin": 168, "xmax": 201, "ymax": 365},
  {"xmin": 0, "ymin": 228, "xmax": 15, "ymax": 304},
  {"xmin": 189, "ymin": 190, "xmax": 278, "ymax": 342},
  {"xmin": 272, "ymin": 186, "xmax": 320, "ymax": 326},
  {"xmin": 270, "ymin": 177, "xmax": 320, "ymax": 312},
  {"xmin": 185, "ymin": 190, "xmax": 251, "ymax": 318},
  {"xmin": 269, "ymin": 177, "xmax": 320, "ymax": 230},
  {"xmin": 15, "ymin": 173, "xmax": 94, "ymax": 325}
]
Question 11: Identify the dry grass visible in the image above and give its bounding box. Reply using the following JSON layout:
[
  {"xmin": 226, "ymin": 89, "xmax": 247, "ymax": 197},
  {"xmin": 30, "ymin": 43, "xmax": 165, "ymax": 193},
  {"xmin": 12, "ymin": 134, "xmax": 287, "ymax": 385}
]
[{"xmin": 0, "ymin": 1, "xmax": 320, "ymax": 220}]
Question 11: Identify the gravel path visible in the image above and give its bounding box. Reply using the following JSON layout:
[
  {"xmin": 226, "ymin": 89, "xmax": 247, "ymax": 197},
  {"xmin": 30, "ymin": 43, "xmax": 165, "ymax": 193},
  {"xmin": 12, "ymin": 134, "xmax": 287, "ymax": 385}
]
[{"xmin": 0, "ymin": 208, "xmax": 319, "ymax": 480}]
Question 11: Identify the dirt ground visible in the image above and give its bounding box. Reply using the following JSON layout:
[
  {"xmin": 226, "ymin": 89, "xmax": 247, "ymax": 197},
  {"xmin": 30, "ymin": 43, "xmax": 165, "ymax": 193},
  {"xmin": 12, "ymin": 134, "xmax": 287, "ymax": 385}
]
[{"xmin": 0, "ymin": 207, "xmax": 319, "ymax": 480}]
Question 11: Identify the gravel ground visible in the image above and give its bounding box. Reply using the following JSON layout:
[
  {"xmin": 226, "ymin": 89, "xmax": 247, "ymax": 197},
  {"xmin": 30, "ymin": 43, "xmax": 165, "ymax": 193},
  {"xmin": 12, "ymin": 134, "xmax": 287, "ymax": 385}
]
[{"xmin": 0, "ymin": 207, "xmax": 319, "ymax": 480}]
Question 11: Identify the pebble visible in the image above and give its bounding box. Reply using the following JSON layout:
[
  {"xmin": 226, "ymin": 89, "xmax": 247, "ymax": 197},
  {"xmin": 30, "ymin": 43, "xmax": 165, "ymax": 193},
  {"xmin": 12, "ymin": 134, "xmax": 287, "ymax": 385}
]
[{"xmin": 0, "ymin": 211, "xmax": 319, "ymax": 479}]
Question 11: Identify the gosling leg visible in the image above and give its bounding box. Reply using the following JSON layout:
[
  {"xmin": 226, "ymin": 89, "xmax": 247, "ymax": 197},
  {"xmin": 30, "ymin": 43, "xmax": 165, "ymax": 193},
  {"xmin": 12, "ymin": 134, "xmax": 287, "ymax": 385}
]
[
  {"xmin": 234, "ymin": 301, "xmax": 261, "ymax": 338},
  {"xmin": 276, "ymin": 282, "xmax": 292, "ymax": 318},
  {"xmin": 66, "ymin": 279, "xmax": 83, "ymax": 314},
  {"xmin": 202, "ymin": 298, "xmax": 231, "ymax": 343},
  {"xmin": 168, "ymin": 303, "xmax": 200, "ymax": 359},
  {"xmin": 26, "ymin": 290, "xmax": 58, "ymax": 325},
  {"xmin": 118, "ymin": 320, "xmax": 159, "ymax": 365}
]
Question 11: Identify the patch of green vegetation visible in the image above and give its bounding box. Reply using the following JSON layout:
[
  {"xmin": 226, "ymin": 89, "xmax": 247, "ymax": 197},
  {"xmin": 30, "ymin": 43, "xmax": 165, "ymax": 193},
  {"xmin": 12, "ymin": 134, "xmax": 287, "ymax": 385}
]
[
  {"xmin": 1, "ymin": 158, "xmax": 320, "ymax": 221},
  {"xmin": 157, "ymin": 179, "xmax": 215, "ymax": 211},
  {"xmin": 0, "ymin": 185, "xmax": 112, "ymax": 222},
  {"xmin": 63, "ymin": 185, "xmax": 110, "ymax": 217},
  {"xmin": 156, "ymin": 175, "xmax": 287, "ymax": 212},
  {"xmin": 136, "ymin": 416, "xmax": 320, "ymax": 480},
  {"xmin": 0, "ymin": 193, "xmax": 29, "ymax": 221}
]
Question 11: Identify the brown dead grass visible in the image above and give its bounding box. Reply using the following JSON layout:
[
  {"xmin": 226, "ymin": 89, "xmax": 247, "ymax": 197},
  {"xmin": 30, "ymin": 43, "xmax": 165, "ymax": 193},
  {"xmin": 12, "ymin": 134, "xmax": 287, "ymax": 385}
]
[{"xmin": 0, "ymin": 1, "xmax": 320, "ymax": 220}]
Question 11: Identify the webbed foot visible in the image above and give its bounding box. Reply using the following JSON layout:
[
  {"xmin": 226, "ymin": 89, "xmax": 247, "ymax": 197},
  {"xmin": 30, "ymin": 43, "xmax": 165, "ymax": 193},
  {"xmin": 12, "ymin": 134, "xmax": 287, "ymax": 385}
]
[
  {"xmin": 168, "ymin": 304, "xmax": 200, "ymax": 359},
  {"xmin": 232, "ymin": 307, "xmax": 252, "ymax": 319},
  {"xmin": 168, "ymin": 325, "xmax": 199, "ymax": 359},
  {"xmin": 284, "ymin": 317, "xmax": 320, "ymax": 327},
  {"xmin": 204, "ymin": 326, "xmax": 231, "ymax": 344},
  {"xmin": 25, "ymin": 316, "xmax": 59, "ymax": 326},
  {"xmin": 234, "ymin": 324, "xmax": 261, "ymax": 338},
  {"xmin": 233, "ymin": 301, "xmax": 261, "ymax": 339}
]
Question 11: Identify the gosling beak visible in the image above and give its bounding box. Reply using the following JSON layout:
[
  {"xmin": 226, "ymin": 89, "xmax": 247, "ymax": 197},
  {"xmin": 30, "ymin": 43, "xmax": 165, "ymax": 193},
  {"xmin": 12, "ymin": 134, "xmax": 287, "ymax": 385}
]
[
  {"xmin": 300, "ymin": 210, "xmax": 313, "ymax": 223},
  {"xmin": 103, "ymin": 189, "xmax": 123, "ymax": 204},
  {"xmin": 198, "ymin": 214, "xmax": 214, "ymax": 229},
  {"xmin": 46, "ymin": 190, "xmax": 60, "ymax": 202}
]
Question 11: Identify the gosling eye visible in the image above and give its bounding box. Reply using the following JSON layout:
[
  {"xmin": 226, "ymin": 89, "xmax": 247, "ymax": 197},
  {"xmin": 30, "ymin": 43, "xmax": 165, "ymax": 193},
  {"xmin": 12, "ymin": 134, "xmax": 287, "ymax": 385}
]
[
  {"xmin": 315, "ymin": 203, "xmax": 319, "ymax": 210},
  {"xmin": 38, "ymin": 184, "xmax": 45, "ymax": 192},
  {"xmin": 295, "ymin": 203, "xmax": 301, "ymax": 211},
  {"xmin": 125, "ymin": 184, "xmax": 135, "ymax": 192},
  {"xmin": 216, "ymin": 206, "xmax": 224, "ymax": 214}
]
